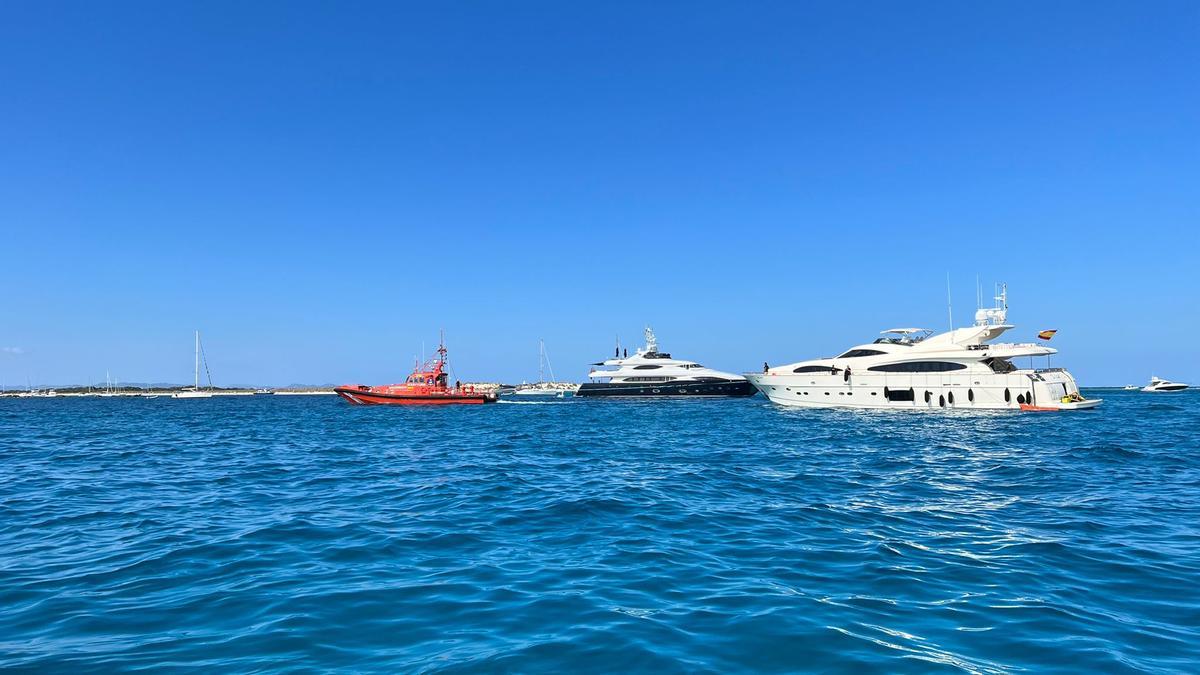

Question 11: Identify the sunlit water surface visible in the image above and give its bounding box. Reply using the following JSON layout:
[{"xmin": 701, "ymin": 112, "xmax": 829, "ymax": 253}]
[{"xmin": 2, "ymin": 390, "xmax": 1198, "ymax": 672}]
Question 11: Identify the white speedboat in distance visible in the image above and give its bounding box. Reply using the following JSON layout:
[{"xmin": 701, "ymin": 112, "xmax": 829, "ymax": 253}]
[
  {"xmin": 746, "ymin": 285, "xmax": 1100, "ymax": 411},
  {"xmin": 577, "ymin": 327, "xmax": 755, "ymax": 398},
  {"xmin": 172, "ymin": 331, "xmax": 214, "ymax": 399},
  {"xmin": 1142, "ymin": 376, "xmax": 1188, "ymax": 392},
  {"xmin": 1123, "ymin": 385, "xmax": 1140, "ymax": 390}
]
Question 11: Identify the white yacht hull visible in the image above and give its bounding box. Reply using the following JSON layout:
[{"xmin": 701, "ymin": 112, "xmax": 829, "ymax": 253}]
[
  {"xmin": 172, "ymin": 391, "xmax": 213, "ymax": 399},
  {"xmin": 746, "ymin": 369, "xmax": 1094, "ymax": 411}
]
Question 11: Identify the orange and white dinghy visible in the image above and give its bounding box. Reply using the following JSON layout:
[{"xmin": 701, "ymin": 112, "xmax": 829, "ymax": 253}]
[{"xmin": 335, "ymin": 340, "xmax": 496, "ymax": 405}]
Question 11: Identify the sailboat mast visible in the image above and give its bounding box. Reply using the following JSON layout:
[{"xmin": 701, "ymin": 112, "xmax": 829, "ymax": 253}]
[
  {"xmin": 194, "ymin": 331, "xmax": 200, "ymax": 389},
  {"xmin": 538, "ymin": 339, "xmax": 545, "ymax": 383}
]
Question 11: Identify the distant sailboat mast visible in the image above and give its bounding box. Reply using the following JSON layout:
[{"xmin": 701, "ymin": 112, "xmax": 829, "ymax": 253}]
[
  {"xmin": 538, "ymin": 339, "xmax": 556, "ymax": 384},
  {"xmin": 194, "ymin": 330, "xmax": 201, "ymax": 391},
  {"xmin": 173, "ymin": 330, "xmax": 214, "ymax": 398}
]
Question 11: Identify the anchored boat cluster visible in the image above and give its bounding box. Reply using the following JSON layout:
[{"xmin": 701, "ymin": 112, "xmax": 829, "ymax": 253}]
[{"xmin": 334, "ymin": 286, "xmax": 1118, "ymax": 411}]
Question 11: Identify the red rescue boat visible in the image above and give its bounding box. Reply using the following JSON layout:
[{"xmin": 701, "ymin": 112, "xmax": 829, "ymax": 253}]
[{"xmin": 335, "ymin": 341, "xmax": 496, "ymax": 405}]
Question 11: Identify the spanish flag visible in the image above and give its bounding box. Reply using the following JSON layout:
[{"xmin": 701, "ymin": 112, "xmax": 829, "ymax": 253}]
[{"xmin": 1037, "ymin": 329, "xmax": 1057, "ymax": 341}]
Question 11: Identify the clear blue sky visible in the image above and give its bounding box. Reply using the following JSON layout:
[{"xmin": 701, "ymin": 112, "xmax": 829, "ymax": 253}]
[{"xmin": 2, "ymin": 2, "xmax": 1197, "ymax": 387}]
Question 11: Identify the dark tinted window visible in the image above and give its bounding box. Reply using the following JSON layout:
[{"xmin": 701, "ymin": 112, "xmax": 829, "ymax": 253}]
[
  {"xmin": 838, "ymin": 349, "xmax": 886, "ymax": 358},
  {"xmin": 885, "ymin": 388, "xmax": 915, "ymax": 402},
  {"xmin": 868, "ymin": 361, "xmax": 967, "ymax": 373},
  {"xmin": 633, "ymin": 365, "xmax": 661, "ymax": 370},
  {"xmin": 984, "ymin": 358, "xmax": 1016, "ymax": 374},
  {"xmin": 793, "ymin": 365, "xmax": 834, "ymax": 373}
]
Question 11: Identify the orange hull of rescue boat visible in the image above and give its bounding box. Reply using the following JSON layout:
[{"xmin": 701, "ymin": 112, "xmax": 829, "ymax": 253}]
[
  {"xmin": 335, "ymin": 384, "xmax": 495, "ymax": 405},
  {"xmin": 335, "ymin": 339, "xmax": 496, "ymax": 406}
]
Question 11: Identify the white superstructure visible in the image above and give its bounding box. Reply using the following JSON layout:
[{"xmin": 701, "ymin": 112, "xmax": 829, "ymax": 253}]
[
  {"xmin": 578, "ymin": 327, "xmax": 755, "ymax": 397},
  {"xmin": 747, "ymin": 285, "xmax": 1100, "ymax": 411}
]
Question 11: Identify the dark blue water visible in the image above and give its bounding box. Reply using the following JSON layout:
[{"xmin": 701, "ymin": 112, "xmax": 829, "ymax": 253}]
[{"xmin": 2, "ymin": 391, "xmax": 1198, "ymax": 672}]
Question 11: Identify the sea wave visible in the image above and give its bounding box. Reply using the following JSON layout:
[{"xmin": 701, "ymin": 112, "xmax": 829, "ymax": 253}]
[{"xmin": 1, "ymin": 390, "xmax": 1198, "ymax": 671}]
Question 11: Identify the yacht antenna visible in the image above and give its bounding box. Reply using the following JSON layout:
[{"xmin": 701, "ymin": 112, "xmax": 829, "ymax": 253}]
[{"xmin": 945, "ymin": 273, "xmax": 954, "ymax": 334}]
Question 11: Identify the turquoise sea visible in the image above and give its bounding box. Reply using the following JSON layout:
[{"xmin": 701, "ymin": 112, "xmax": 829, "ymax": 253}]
[{"xmin": 1, "ymin": 390, "xmax": 1198, "ymax": 672}]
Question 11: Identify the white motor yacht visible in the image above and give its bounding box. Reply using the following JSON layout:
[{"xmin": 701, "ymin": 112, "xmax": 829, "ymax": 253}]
[
  {"xmin": 1142, "ymin": 376, "xmax": 1188, "ymax": 392},
  {"xmin": 577, "ymin": 327, "xmax": 755, "ymax": 398},
  {"xmin": 746, "ymin": 285, "xmax": 1100, "ymax": 411}
]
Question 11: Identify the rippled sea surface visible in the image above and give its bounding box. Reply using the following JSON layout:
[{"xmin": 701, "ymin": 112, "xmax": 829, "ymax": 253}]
[{"xmin": 2, "ymin": 390, "xmax": 1199, "ymax": 672}]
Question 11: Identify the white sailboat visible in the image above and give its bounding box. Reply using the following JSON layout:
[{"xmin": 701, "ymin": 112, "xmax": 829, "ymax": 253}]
[
  {"xmin": 173, "ymin": 331, "xmax": 214, "ymax": 399},
  {"xmin": 98, "ymin": 371, "xmax": 119, "ymax": 397},
  {"xmin": 512, "ymin": 339, "xmax": 578, "ymax": 397}
]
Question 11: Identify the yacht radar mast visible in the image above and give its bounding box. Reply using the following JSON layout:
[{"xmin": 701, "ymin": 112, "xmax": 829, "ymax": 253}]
[
  {"xmin": 643, "ymin": 326, "xmax": 658, "ymax": 354},
  {"xmin": 974, "ymin": 283, "xmax": 1009, "ymax": 326}
]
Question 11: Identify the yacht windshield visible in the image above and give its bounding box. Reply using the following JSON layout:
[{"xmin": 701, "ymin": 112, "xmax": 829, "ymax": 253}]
[{"xmin": 838, "ymin": 349, "xmax": 885, "ymax": 358}]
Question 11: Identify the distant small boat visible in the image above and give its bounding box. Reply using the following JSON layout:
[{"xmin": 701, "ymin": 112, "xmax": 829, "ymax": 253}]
[
  {"xmin": 173, "ymin": 331, "xmax": 214, "ymax": 399},
  {"xmin": 1123, "ymin": 385, "xmax": 1139, "ymax": 391},
  {"xmin": 1142, "ymin": 376, "xmax": 1188, "ymax": 393}
]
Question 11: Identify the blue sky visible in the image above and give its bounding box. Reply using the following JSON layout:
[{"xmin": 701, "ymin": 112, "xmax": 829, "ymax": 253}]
[{"xmin": 2, "ymin": 2, "xmax": 1197, "ymax": 387}]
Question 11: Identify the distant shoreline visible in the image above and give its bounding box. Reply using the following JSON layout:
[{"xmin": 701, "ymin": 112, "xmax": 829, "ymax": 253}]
[{"xmin": 0, "ymin": 387, "xmax": 337, "ymax": 397}]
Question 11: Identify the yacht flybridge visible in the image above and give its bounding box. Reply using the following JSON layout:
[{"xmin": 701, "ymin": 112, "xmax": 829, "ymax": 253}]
[
  {"xmin": 577, "ymin": 327, "xmax": 756, "ymax": 398},
  {"xmin": 746, "ymin": 285, "xmax": 1101, "ymax": 411}
]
